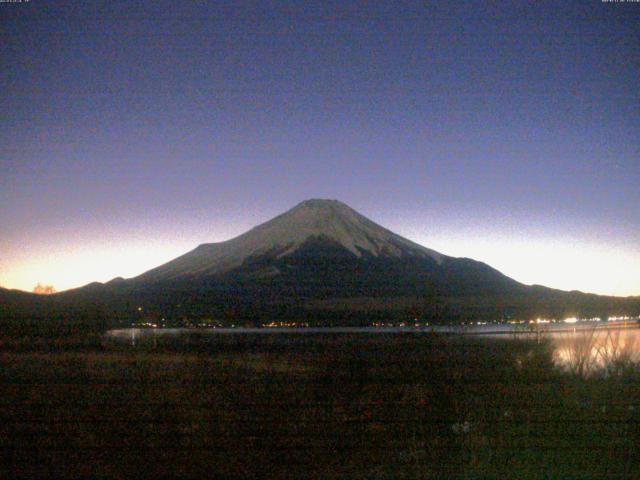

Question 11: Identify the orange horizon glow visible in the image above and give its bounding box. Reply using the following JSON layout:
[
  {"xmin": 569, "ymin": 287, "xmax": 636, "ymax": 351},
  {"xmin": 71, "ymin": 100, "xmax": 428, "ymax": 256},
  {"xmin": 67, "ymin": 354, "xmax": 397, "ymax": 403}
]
[{"xmin": 1, "ymin": 228, "xmax": 638, "ymax": 297}]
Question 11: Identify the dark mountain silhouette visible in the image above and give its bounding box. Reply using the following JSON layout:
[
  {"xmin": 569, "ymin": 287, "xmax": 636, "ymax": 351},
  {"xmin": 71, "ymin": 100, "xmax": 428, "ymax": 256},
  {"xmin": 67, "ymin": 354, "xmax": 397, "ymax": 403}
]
[{"xmin": 1, "ymin": 200, "xmax": 639, "ymax": 334}]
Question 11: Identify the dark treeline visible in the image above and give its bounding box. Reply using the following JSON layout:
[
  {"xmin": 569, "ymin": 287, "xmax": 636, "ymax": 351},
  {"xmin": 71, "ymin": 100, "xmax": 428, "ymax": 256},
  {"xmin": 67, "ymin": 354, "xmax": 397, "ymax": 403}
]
[
  {"xmin": 3, "ymin": 243, "xmax": 640, "ymax": 338},
  {"xmin": 1, "ymin": 282, "xmax": 639, "ymax": 340}
]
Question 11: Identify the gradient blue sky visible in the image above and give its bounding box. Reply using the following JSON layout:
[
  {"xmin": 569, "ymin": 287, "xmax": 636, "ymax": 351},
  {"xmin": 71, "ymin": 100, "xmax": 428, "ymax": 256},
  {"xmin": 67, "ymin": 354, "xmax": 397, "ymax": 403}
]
[{"xmin": 1, "ymin": 0, "xmax": 639, "ymax": 295}]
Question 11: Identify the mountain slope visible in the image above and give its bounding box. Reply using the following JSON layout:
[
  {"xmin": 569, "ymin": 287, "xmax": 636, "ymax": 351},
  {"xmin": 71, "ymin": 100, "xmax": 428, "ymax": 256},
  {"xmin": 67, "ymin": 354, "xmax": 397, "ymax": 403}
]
[
  {"xmin": 84, "ymin": 200, "xmax": 640, "ymax": 322},
  {"xmin": 107, "ymin": 198, "xmax": 628, "ymax": 325},
  {"xmin": 2, "ymin": 199, "xmax": 639, "ymax": 332},
  {"xmin": 135, "ymin": 199, "xmax": 444, "ymax": 283}
]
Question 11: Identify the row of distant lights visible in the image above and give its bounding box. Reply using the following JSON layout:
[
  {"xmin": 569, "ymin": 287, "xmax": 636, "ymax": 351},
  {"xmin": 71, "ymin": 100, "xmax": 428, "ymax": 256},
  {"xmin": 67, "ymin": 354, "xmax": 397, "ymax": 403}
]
[
  {"xmin": 506, "ymin": 315, "xmax": 638, "ymax": 325},
  {"xmin": 132, "ymin": 305, "xmax": 638, "ymax": 329},
  {"xmin": 263, "ymin": 321, "xmax": 310, "ymax": 328}
]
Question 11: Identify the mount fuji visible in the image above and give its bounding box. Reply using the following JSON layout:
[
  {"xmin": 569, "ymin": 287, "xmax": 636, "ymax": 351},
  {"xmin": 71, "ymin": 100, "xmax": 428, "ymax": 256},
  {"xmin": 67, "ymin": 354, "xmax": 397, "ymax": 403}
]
[
  {"xmin": 2, "ymin": 199, "xmax": 638, "ymax": 331},
  {"xmin": 137, "ymin": 199, "xmax": 446, "ymax": 282}
]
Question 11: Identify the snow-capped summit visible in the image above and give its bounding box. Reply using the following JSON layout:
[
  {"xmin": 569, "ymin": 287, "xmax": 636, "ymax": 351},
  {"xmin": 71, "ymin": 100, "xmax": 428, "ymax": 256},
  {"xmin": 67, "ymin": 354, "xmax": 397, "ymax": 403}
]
[{"xmin": 136, "ymin": 199, "xmax": 444, "ymax": 282}]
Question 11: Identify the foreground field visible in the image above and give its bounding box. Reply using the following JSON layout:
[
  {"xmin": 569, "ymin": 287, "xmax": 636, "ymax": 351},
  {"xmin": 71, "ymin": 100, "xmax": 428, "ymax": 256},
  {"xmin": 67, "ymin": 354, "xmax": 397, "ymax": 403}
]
[{"xmin": 1, "ymin": 333, "xmax": 639, "ymax": 479}]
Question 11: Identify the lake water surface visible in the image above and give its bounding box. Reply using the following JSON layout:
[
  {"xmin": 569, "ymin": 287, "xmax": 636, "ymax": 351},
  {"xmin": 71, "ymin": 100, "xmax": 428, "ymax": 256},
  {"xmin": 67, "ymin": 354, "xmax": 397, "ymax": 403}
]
[{"xmin": 105, "ymin": 321, "xmax": 640, "ymax": 372}]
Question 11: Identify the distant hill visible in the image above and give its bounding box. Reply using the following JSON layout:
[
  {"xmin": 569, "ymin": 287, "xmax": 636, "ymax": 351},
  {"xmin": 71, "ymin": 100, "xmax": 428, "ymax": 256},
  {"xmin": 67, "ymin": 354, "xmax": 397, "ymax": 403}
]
[{"xmin": 1, "ymin": 199, "xmax": 639, "ymax": 334}]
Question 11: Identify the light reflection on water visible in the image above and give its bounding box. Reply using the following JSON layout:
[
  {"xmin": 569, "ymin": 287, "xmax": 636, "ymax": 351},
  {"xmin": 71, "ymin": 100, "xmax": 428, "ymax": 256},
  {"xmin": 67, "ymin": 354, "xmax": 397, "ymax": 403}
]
[
  {"xmin": 549, "ymin": 328, "xmax": 640, "ymax": 372},
  {"xmin": 105, "ymin": 324, "xmax": 640, "ymax": 373}
]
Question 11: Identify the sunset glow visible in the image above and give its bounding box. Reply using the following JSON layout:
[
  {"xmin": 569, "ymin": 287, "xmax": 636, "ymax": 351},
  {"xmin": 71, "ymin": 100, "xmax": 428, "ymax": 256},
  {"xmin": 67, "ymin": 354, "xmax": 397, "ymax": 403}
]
[
  {"xmin": 2, "ymin": 222, "xmax": 639, "ymax": 296},
  {"xmin": 2, "ymin": 3, "xmax": 640, "ymax": 479},
  {"xmin": 1, "ymin": 1, "xmax": 638, "ymax": 297}
]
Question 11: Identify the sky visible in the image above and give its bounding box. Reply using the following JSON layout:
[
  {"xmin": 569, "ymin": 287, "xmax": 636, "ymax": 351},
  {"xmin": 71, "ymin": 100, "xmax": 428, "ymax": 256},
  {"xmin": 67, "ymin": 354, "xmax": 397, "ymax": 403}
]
[{"xmin": 1, "ymin": 0, "xmax": 639, "ymax": 296}]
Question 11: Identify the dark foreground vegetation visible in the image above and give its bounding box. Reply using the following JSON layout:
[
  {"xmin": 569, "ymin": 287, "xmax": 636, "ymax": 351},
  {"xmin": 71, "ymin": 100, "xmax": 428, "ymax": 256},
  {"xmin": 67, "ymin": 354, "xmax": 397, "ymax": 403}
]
[{"xmin": 1, "ymin": 333, "xmax": 639, "ymax": 479}]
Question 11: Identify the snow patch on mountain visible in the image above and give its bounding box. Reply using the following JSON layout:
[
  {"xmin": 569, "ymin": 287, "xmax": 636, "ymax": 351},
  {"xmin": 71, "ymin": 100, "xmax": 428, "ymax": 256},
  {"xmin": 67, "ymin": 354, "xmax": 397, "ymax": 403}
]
[{"xmin": 136, "ymin": 199, "xmax": 444, "ymax": 282}]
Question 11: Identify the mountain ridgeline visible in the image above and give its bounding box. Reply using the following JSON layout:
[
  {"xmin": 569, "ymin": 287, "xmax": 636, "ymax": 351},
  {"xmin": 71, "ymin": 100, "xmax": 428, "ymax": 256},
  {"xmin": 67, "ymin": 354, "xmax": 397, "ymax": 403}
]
[{"xmin": 1, "ymin": 199, "xmax": 639, "ymax": 335}]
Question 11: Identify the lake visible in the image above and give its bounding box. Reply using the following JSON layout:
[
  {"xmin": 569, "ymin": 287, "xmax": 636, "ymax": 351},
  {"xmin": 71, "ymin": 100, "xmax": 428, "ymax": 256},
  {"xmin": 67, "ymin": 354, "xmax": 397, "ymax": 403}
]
[{"xmin": 105, "ymin": 320, "xmax": 640, "ymax": 373}]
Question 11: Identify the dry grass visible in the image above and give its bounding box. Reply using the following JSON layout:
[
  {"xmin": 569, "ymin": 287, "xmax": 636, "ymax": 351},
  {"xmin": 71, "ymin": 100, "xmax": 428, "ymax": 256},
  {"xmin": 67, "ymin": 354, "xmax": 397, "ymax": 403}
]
[
  {"xmin": 556, "ymin": 326, "xmax": 640, "ymax": 378},
  {"xmin": 1, "ymin": 333, "xmax": 639, "ymax": 479}
]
